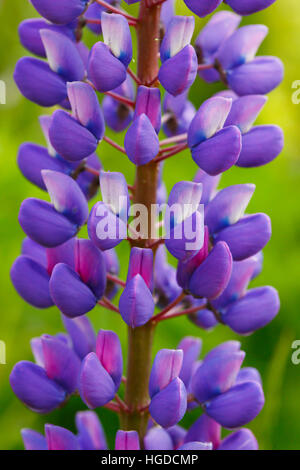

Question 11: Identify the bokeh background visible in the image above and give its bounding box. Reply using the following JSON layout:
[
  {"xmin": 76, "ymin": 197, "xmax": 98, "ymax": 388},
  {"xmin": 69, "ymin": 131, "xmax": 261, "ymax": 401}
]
[{"xmin": 0, "ymin": 0, "xmax": 299, "ymax": 450}]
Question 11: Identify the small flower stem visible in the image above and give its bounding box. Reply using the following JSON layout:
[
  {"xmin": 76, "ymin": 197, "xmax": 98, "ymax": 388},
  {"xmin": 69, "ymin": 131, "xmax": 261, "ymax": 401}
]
[
  {"xmin": 115, "ymin": 394, "xmax": 129, "ymax": 412},
  {"xmin": 127, "ymin": 68, "xmax": 142, "ymax": 86},
  {"xmin": 84, "ymin": 17, "xmax": 138, "ymax": 27},
  {"xmin": 207, "ymin": 301, "xmax": 225, "ymax": 324},
  {"xmin": 103, "ymin": 135, "xmax": 127, "ymax": 154},
  {"xmin": 153, "ymin": 292, "xmax": 185, "ymax": 323},
  {"xmin": 98, "ymin": 297, "xmax": 120, "ymax": 313},
  {"xmin": 107, "ymin": 274, "xmax": 126, "ymax": 288},
  {"xmin": 103, "ymin": 91, "xmax": 135, "ymax": 109},
  {"xmin": 159, "ymin": 133, "xmax": 188, "ymax": 147},
  {"xmin": 153, "ymin": 303, "xmax": 207, "ymax": 324},
  {"xmin": 103, "ymin": 402, "xmax": 121, "ymax": 413},
  {"xmin": 128, "ymin": 184, "xmax": 135, "ymax": 193},
  {"xmin": 197, "ymin": 63, "xmax": 215, "ymax": 71},
  {"xmin": 155, "ymin": 143, "xmax": 188, "ymax": 163},
  {"xmin": 94, "ymin": 0, "xmax": 138, "ymax": 23},
  {"xmin": 214, "ymin": 59, "xmax": 228, "ymax": 86},
  {"xmin": 84, "ymin": 165, "xmax": 100, "ymax": 176}
]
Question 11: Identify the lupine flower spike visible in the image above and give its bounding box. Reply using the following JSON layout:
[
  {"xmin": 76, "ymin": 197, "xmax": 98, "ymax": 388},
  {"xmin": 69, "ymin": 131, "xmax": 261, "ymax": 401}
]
[{"xmin": 11, "ymin": 0, "xmax": 282, "ymax": 451}]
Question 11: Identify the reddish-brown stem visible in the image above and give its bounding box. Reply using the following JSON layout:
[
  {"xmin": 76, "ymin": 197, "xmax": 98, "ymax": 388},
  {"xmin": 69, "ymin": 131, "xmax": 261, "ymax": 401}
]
[
  {"xmin": 94, "ymin": 0, "xmax": 138, "ymax": 23},
  {"xmin": 107, "ymin": 274, "xmax": 126, "ymax": 288},
  {"xmin": 103, "ymin": 91, "xmax": 135, "ymax": 108},
  {"xmin": 153, "ymin": 304, "xmax": 207, "ymax": 324},
  {"xmin": 98, "ymin": 298, "xmax": 120, "ymax": 314},
  {"xmin": 155, "ymin": 143, "xmax": 188, "ymax": 163},
  {"xmin": 84, "ymin": 165, "xmax": 100, "ymax": 177},
  {"xmin": 197, "ymin": 63, "xmax": 215, "ymax": 71},
  {"xmin": 159, "ymin": 133, "xmax": 188, "ymax": 147},
  {"xmin": 115, "ymin": 394, "xmax": 129, "ymax": 412},
  {"xmin": 127, "ymin": 68, "xmax": 142, "ymax": 85},
  {"xmin": 153, "ymin": 292, "xmax": 185, "ymax": 323},
  {"xmin": 103, "ymin": 135, "xmax": 127, "ymax": 154},
  {"xmin": 103, "ymin": 402, "xmax": 121, "ymax": 413},
  {"xmin": 103, "ymin": 296, "xmax": 120, "ymax": 313}
]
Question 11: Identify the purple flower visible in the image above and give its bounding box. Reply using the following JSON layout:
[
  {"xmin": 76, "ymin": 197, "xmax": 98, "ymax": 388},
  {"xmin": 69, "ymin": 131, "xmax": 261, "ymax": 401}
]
[
  {"xmin": 88, "ymin": 171, "xmax": 129, "ymax": 251},
  {"xmin": 119, "ymin": 248, "xmax": 155, "ymax": 327},
  {"xmin": 190, "ymin": 342, "xmax": 265, "ymax": 428},
  {"xmin": 10, "ymin": 237, "xmax": 76, "ymax": 309},
  {"xmin": 149, "ymin": 349, "xmax": 187, "ymax": 428},
  {"xmin": 154, "ymin": 245, "xmax": 182, "ymax": 308},
  {"xmin": 50, "ymin": 238, "xmax": 106, "ymax": 317},
  {"xmin": 12, "ymin": 0, "xmax": 282, "ymax": 452},
  {"xmin": 183, "ymin": 0, "xmax": 277, "ymax": 17},
  {"xmin": 165, "ymin": 181, "xmax": 204, "ymax": 261},
  {"xmin": 31, "ymin": 0, "xmax": 89, "ymax": 25},
  {"xmin": 103, "ymin": 76, "xmax": 134, "ymax": 132},
  {"xmin": 79, "ymin": 329, "xmax": 122, "ymax": 408},
  {"xmin": 115, "ymin": 431, "xmax": 140, "ymax": 450},
  {"xmin": 10, "ymin": 334, "xmax": 81, "ymax": 413},
  {"xmin": 159, "ymin": 16, "xmax": 198, "ymax": 96},
  {"xmin": 49, "ymin": 82, "xmax": 105, "ymax": 161},
  {"xmin": 18, "ymin": 171, "xmax": 89, "ymax": 247},
  {"xmin": 22, "ymin": 411, "xmax": 107, "ymax": 450},
  {"xmin": 188, "ymin": 96, "xmax": 242, "ymax": 176},
  {"xmin": 18, "ymin": 19, "xmax": 76, "ymax": 58},
  {"xmin": 88, "ymin": 13, "xmax": 132, "ymax": 92},
  {"xmin": 195, "ymin": 11, "xmax": 241, "ymax": 83},
  {"xmin": 216, "ymin": 25, "xmax": 284, "ymax": 95},
  {"xmin": 224, "ymin": 94, "xmax": 284, "ymax": 167},
  {"xmin": 163, "ymin": 91, "xmax": 196, "ymax": 137},
  {"xmin": 14, "ymin": 57, "xmax": 67, "ymax": 107}
]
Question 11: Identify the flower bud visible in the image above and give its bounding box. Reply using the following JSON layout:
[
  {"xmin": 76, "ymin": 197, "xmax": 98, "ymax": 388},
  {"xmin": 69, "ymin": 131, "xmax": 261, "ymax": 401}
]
[
  {"xmin": 96, "ymin": 330, "xmax": 123, "ymax": 390},
  {"xmin": 119, "ymin": 274, "xmax": 155, "ymax": 327},
  {"xmin": 188, "ymin": 242, "xmax": 233, "ymax": 300},
  {"xmin": 125, "ymin": 114, "xmax": 160, "ymax": 165},
  {"xmin": 127, "ymin": 247, "xmax": 154, "ymax": 292},
  {"xmin": 149, "ymin": 349, "xmax": 183, "ymax": 398},
  {"xmin": 115, "ymin": 431, "xmax": 140, "ymax": 450},
  {"xmin": 134, "ymin": 86, "xmax": 161, "ymax": 134},
  {"xmin": 45, "ymin": 425, "xmax": 79, "ymax": 450}
]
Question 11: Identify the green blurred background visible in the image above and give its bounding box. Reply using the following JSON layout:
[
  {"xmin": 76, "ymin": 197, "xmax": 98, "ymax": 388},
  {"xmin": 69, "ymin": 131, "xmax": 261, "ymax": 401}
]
[{"xmin": 0, "ymin": 0, "xmax": 299, "ymax": 450}]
